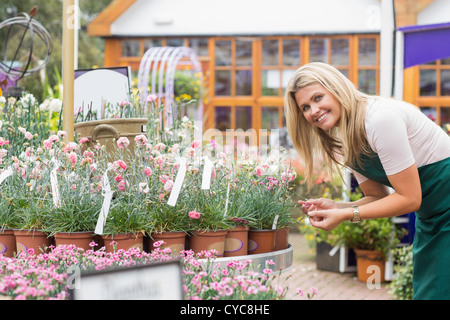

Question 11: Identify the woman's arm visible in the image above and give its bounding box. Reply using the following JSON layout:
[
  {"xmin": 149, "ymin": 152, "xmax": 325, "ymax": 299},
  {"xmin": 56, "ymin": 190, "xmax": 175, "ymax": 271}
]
[{"xmin": 305, "ymin": 163, "xmax": 422, "ymax": 231}]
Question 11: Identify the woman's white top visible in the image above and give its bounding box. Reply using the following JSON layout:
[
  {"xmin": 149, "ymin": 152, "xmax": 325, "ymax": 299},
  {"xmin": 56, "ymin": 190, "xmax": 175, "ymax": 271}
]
[{"xmin": 352, "ymin": 97, "xmax": 450, "ymax": 185}]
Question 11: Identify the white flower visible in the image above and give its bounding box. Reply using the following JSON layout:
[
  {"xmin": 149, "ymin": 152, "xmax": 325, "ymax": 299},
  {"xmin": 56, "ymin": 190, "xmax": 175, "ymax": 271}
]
[
  {"xmin": 20, "ymin": 93, "xmax": 36, "ymax": 106},
  {"xmin": 49, "ymin": 98, "xmax": 63, "ymax": 113},
  {"xmin": 0, "ymin": 96, "xmax": 6, "ymax": 104},
  {"xmin": 39, "ymin": 99, "xmax": 51, "ymax": 111}
]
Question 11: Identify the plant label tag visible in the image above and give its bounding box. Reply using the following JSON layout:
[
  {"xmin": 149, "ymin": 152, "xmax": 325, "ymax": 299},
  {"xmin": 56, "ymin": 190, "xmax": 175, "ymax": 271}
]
[
  {"xmin": 201, "ymin": 157, "xmax": 213, "ymax": 190},
  {"xmin": 167, "ymin": 157, "xmax": 186, "ymax": 206},
  {"xmin": 95, "ymin": 164, "xmax": 113, "ymax": 235},
  {"xmin": 272, "ymin": 214, "xmax": 279, "ymax": 230},
  {"xmin": 223, "ymin": 182, "xmax": 230, "ymax": 217},
  {"xmin": 50, "ymin": 159, "xmax": 61, "ymax": 208},
  {"xmin": 0, "ymin": 166, "xmax": 13, "ymax": 185}
]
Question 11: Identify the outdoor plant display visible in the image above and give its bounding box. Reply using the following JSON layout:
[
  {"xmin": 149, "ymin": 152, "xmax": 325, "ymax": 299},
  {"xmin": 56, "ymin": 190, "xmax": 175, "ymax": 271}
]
[{"xmin": 0, "ymin": 241, "xmax": 309, "ymax": 300}]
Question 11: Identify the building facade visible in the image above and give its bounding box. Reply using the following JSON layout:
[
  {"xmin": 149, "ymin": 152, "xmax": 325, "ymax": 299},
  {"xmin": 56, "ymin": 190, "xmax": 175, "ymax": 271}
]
[{"xmin": 88, "ymin": 0, "xmax": 450, "ymax": 142}]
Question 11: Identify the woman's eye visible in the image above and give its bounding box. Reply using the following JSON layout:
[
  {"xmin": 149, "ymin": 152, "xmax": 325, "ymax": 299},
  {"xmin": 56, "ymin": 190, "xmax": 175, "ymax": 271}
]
[
  {"xmin": 302, "ymin": 105, "xmax": 310, "ymax": 112},
  {"xmin": 314, "ymin": 95, "xmax": 323, "ymax": 102}
]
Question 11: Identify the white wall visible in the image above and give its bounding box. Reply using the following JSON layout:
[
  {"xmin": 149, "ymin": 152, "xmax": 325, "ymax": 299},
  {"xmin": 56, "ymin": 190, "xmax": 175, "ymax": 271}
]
[
  {"xmin": 418, "ymin": 0, "xmax": 450, "ymax": 25},
  {"xmin": 111, "ymin": 0, "xmax": 381, "ymax": 36}
]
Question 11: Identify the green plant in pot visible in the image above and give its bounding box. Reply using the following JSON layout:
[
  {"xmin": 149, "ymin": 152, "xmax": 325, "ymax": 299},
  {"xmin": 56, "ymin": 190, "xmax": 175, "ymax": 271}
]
[{"xmin": 325, "ymin": 217, "xmax": 407, "ymax": 282}]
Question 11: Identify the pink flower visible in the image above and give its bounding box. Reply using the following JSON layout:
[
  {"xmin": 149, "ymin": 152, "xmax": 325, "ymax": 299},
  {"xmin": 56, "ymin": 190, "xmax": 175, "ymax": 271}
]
[
  {"xmin": 135, "ymin": 134, "xmax": 147, "ymax": 146},
  {"xmin": 147, "ymin": 94, "xmax": 157, "ymax": 103},
  {"xmin": 153, "ymin": 240, "xmax": 165, "ymax": 248},
  {"xmin": 24, "ymin": 132, "xmax": 33, "ymax": 140},
  {"xmin": 114, "ymin": 160, "xmax": 127, "ymax": 171},
  {"xmin": 263, "ymin": 268, "xmax": 273, "ymax": 274},
  {"xmin": 189, "ymin": 211, "xmax": 201, "ymax": 219},
  {"xmin": 164, "ymin": 180, "xmax": 174, "ymax": 192},
  {"xmin": 117, "ymin": 137, "xmax": 130, "ymax": 149},
  {"xmin": 159, "ymin": 175, "xmax": 169, "ymax": 184},
  {"xmin": 67, "ymin": 152, "xmax": 77, "ymax": 164},
  {"xmin": 79, "ymin": 137, "xmax": 89, "ymax": 145},
  {"xmin": 255, "ymin": 166, "xmax": 263, "ymax": 177},
  {"xmin": 0, "ymin": 137, "xmax": 9, "ymax": 146},
  {"xmin": 191, "ymin": 140, "xmax": 201, "ymax": 149},
  {"xmin": 118, "ymin": 180, "xmax": 128, "ymax": 192},
  {"xmin": 71, "ymin": 184, "xmax": 76, "ymax": 191},
  {"xmin": 144, "ymin": 167, "xmax": 153, "ymax": 177}
]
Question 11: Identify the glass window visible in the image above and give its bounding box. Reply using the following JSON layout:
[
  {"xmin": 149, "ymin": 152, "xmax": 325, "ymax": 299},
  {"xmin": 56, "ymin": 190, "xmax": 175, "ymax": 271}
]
[
  {"xmin": 189, "ymin": 38, "xmax": 208, "ymax": 56},
  {"xmin": 420, "ymin": 107, "xmax": 437, "ymax": 122},
  {"xmin": 215, "ymin": 106, "xmax": 231, "ymax": 131},
  {"xmin": 262, "ymin": 40, "xmax": 279, "ymax": 66},
  {"xmin": 235, "ymin": 70, "xmax": 252, "ymax": 95},
  {"xmin": 283, "ymin": 39, "xmax": 300, "ymax": 66},
  {"xmin": 441, "ymin": 57, "xmax": 450, "ymax": 65},
  {"xmin": 358, "ymin": 38, "xmax": 377, "ymax": 65},
  {"xmin": 122, "ymin": 40, "xmax": 140, "ymax": 57},
  {"xmin": 236, "ymin": 40, "xmax": 252, "ymax": 66},
  {"xmin": 215, "ymin": 70, "xmax": 231, "ymax": 96},
  {"xmin": 144, "ymin": 39, "xmax": 163, "ymax": 52},
  {"xmin": 215, "ymin": 40, "xmax": 232, "ymax": 66},
  {"xmin": 358, "ymin": 70, "xmax": 376, "ymax": 94},
  {"xmin": 261, "ymin": 70, "xmax": 279, "ymax": 96},
  {"xmin": 166, "ymin": 38, "xmax": 184, "ymax": 47},
  {"xmin": 331, "ymin": 38, "xmax": 349, "ymax": 66},
  {"xmin": 309, "ymin": 38, "xmax": 328, "ymax": 63},
  {"xmin": 261, "ymin": 107, "xmax": 279, "ymax": 129},
  {"xmin": 441, "ymin": 107, "xmax": 450, "ymax": 125},
  {"xmin": 420, "ymin": 69, "xmax": 436, "ymax": 96},
  {"xmin": 281, "ymin": 69, "xmax": 295, "ymax": 95},
  {"xmin": 235, "ymin": 106, "xmax": 252, "ymax": 131},
  {"xmin": 441, "ymin": 70, "xmax": 450, "ymax": 96}
]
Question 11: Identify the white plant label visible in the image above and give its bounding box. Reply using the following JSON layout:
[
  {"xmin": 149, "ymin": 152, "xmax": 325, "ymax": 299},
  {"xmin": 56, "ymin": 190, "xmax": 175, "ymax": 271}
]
[
  {"xmin": 95, "ymin": 163, "xmax": 113, "ymax": 235},
  {"xmin": 0, "ymin": 166, "xmax": 13, "ymax": 185},
  {"xmin": 201, "ymin": 157, "xmax": 213, "ymax": 190},
  {"xmin": 167, "ymin": 157, "xmax": 187, "ymax": 207},
  {"xmin": 50, "ymin": 159, "xmax": 61, "ymax": 208}
]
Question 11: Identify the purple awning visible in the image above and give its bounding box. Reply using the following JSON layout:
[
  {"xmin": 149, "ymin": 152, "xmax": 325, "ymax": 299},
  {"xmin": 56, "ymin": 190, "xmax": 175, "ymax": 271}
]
[{"xmin": 399, "ymin": 22, "xmax": 450, "ymax": 68}]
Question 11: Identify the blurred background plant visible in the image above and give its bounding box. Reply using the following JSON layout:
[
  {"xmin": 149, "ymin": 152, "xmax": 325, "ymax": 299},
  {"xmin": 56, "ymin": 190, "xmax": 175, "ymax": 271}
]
[{"xmin": 389, "ymin": 245, "xmax": 413, "ymax": 300}]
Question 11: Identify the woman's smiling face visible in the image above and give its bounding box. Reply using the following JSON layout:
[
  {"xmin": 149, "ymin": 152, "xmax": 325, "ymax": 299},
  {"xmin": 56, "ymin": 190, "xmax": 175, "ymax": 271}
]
[{"xmin": 294, "ymin": 83, "xmax": 341, "ymax": 130}]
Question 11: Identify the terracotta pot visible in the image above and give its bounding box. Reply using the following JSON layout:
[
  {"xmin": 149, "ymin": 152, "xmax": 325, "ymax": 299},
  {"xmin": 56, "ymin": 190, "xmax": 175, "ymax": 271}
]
[
  {"xmin": 0, "ymin": 229, "xmax": 16, "ymax": 257},
  {"xmin": 14, "ymin": 229, "xmax": 54, "ymax": 255},
  {"xmin": 147, "ymin": 231, "xmax": 186, "ymax": 254},
  {"xmin": 248, "ymin": 229, "xmax": 276, "ymax": 254},
  {"xmin": 102, "ymin": 233, "xmax": 144, "ymax": 252},
  {"xmin": 354, "ymin": 249, "xmax": 386, "ymax": 283},
  {"xmin": 224, "ymin": 225, "xmax": 249, "ymax": 257},
  {"xmin": 189, "ymin": 230, "xmax": 228, "ymax": 256},
  {"xmin": 274, "ymin": 228, "xmax": 289, "ymax": 251},
  {"xmin": 54, "ymin": 232, "xmax": 94, "ymax": 250}
]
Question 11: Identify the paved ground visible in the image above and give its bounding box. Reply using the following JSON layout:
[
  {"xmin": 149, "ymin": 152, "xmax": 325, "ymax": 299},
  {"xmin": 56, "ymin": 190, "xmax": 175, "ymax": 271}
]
[{"xmin": 279, "ymin": 232, "xmax": 393, "ymax": 300}]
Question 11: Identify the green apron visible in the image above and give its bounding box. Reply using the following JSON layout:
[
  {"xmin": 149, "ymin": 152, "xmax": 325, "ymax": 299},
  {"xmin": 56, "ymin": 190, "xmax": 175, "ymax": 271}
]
[{"xmin": 352, "ymin": 153, "xmax": 450, "ymax": 300}]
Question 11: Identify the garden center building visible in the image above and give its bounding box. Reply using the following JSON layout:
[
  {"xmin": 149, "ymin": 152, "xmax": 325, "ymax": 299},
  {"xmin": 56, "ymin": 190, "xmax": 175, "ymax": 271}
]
[{"xmin": 88, "ymin": 0, "xmax": 450, "ymax": 142}]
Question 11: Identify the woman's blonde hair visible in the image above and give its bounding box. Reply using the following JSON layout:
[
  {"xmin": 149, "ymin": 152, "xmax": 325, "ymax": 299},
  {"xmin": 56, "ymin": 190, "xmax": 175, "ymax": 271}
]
[{"xmin": 284, "ymin": 62, "xmax": 371, "ymax": 185}]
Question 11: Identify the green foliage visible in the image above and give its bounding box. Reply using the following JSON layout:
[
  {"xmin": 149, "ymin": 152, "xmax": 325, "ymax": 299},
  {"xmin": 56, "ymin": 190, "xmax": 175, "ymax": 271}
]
[
  {"xmin": 322, "ymin": 218, "xmax": 407, "ymax": 256},
  {"xmin": 389, "ymin": 245, "xmax": 413, "ymax": 300}
]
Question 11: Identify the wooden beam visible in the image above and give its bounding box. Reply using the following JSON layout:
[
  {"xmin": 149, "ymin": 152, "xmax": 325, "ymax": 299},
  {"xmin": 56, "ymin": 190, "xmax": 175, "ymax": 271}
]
[
  {"xmin": 63, "ymin": 0, "xmax": 75, "ymax": 142},
  {"xmin": 87, "ymin": 0, "xmax": 137, "ymax": 37}
]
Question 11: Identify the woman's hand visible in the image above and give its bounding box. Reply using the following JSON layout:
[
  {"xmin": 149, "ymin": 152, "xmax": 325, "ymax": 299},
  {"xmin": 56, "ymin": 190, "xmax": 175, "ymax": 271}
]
[
  {"xmin": 298, "ymin": 198, "xmax": 338, "ymax": 213},
  {"xmin": 298, "ymin": 198, "xmax": 349, "ymax": 231},
  {"xmin": 306, "ymin": 208, "xmax": 351, "ymax": 231}
]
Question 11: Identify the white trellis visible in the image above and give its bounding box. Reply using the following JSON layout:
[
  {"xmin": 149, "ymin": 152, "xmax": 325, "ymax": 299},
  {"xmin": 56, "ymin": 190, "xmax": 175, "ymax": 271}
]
[{"xmin": 137, "ymin": 46, "xmax": 203, "ymax": 127}]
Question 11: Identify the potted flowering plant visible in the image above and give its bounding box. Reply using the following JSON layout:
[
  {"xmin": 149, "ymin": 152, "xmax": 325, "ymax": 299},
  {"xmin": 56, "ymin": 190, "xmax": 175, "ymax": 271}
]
[
  {"xmin": 35, "ymin": 135, "xmax": 105, "ymax": 250},
  {"xmin": 233, "ymin": 157, "xmax": 297, "ymax": 254}
]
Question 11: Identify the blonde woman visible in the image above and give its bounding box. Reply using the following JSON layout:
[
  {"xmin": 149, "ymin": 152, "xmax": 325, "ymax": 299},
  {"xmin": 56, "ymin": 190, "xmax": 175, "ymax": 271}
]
[{"xmin": 285, "ymin": 62, "xmax": 450, "ymax": 300}]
